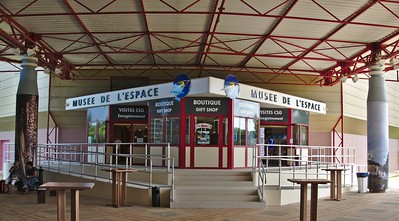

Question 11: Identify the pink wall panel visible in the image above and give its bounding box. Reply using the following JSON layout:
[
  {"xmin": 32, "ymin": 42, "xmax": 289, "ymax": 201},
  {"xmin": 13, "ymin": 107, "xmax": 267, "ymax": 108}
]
[
  {"xmin": 343, "ymin": 134, "xmax": 367, "ymax": 166},
  {"xmin": 309, "ymin": 132, "xmax": 331, "ymax": 146},
  {"xmin": 389, "ymin": 139, "xmax": 399, "ymax": 172},
  {"xmin": 58, "ymin": 128, "xmax": 86, "ymax": 143}
]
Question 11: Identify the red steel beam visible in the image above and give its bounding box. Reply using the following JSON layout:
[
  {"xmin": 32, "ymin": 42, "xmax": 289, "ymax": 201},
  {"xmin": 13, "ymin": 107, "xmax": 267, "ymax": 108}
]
[
  {"xmin": 62, "ymin": 0, "xmax": 115, "ymax": 66},
  {"xmin": 239, "ymin": 0, "xmax": 298, "ymax": 67},
  {"xmin": 278, "ymin": 0, "xmax": 378, "ymax": 73}
]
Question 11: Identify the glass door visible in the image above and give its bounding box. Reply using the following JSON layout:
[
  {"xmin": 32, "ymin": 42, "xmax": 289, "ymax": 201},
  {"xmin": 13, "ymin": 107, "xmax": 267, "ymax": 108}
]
[
  {"xmin": 263, "ymin": 126, "xmax": 288, "ymax": 166},
  {"xmin": 112, "ymin": 123, "xmax": 132, "ymax": 164}
]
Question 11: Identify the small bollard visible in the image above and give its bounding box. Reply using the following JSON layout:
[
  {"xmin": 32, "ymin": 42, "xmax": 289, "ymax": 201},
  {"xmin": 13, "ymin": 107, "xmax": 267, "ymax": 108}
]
[
  {"xmin": 152, "ymin": 186, "xmax": 160, "ymax": 207},
  {"xmin": 37, "ymin": 188, "xmax": 46, "ymax": 204},
  {"xmin": 38, "ymin": 167, "xmax": 44, "ymax": 185}
]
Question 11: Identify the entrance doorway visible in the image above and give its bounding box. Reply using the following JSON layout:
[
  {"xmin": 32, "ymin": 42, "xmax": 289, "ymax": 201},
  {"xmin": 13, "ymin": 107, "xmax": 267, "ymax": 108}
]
[
  {"xmin": 263, "ymin": 126, "xmax": 288, "ymax": 145},
  {"xmin": 111, "ymin": 123, "xmax": 147, "ymax": 164},
  {"xmin": 262, "ymin": 126, "xmax": 288, "ymax": 166}
]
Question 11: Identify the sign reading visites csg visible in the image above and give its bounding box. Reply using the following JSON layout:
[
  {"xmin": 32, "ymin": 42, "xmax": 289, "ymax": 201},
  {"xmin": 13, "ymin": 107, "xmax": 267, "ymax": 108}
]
[
  {"xmin": 260, "ymin": 108, "xmax": 289, "ymax": 123},
  {"xmin": 111, "ymin": 105, "xmax": 148, "ymax": 121}
]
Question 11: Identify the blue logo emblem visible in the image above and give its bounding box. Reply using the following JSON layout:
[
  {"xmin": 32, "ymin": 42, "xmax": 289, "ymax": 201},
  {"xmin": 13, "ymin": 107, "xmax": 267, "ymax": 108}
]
[
  {"xmin": 223, "ymin": 74, "xmax": 240, "ymax": 99},
  {"xmin": 171, "ymin": 74, "xmax": 191, "ymax": 100}
]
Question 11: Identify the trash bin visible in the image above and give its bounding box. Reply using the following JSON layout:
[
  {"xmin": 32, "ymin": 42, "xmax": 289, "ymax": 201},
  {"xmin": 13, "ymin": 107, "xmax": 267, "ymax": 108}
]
[
  {"xmin": 356, "ymin": 172, "xmax": 368, "ymax": 193},
  {"xmin": 152, "ymin": 186, "xmax": 160, "ymax": 207},
  {"xmin": 38, "ymin": 167, "xmax": 44, "ymax": 185}
]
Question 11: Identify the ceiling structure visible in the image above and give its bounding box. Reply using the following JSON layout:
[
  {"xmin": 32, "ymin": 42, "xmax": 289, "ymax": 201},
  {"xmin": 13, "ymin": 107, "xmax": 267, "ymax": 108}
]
[{"xmin": 0, "ymin": 0, "xmax": 398, "ymax": 86}]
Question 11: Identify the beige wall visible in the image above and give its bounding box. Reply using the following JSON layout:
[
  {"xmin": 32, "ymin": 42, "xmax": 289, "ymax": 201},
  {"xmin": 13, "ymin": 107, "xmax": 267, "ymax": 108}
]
[
  {"xmin": 344, "ymin": 72, "xmax": 399, "ymax": 127},
  {"xmin": 49, "ymin": 76, "xmax": 109, "ymax": 129},
  {"xmin": 0, "ymin": 64, "xmax": 49, "ymax": 118},
  {"xmin": 1, "ymin": 62, "xmax": 399, "ymax": 171}
]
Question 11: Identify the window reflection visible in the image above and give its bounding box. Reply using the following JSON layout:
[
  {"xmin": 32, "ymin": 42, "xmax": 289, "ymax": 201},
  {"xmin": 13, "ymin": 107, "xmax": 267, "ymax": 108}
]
[
  {"xmin": 87, "ymin": 106, "xmax": 108, "ymax": 143},
  {"xmin": 247, "ymin": 119, "xmax": 258, "ymax": 145},
  {"xmin": 234, "ymin": 117, "xmax": 246, "ymax": 145},
  {"xmin": 150, "ymin": 118, "xmax": 163, "ymax": 143},
  {"xmin": 234, "ymin": 117, "xmax": 258, "ymax": 146},
  {"xmin": 194, "ymin": 116, "xmax": 220, "ymax": 145},
  {"xmin": 166, "ymin": 117, "xmax": 179, "ymax": 144}
]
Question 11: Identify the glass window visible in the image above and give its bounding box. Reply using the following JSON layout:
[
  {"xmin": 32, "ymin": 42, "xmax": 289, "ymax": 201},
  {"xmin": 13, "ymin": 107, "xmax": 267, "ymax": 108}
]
[
  {"xmin": 150, "ymin": 118, "xmax": 163, "ymax": 143},
  {"xmin": 194, "ymin": 116, "xmax": 219, "ymax": 145},
  {"xmin": 301, "ymin": 125, "xmax": 308, "ymax": 145},
  {"xmin": 166, "ymin": 117, "xmax": 180, "ymax": 144},
  {"xmin": 294, "ymin": 125, "xmax": 300, "ymax": 145},
  {"xmin": 88, "ymin": 121, "xmax": 106, "ymax": 143},
  {"xmin": 87, "ymin": 106, "xmax": 108, "ymax": 143},
  {"xmin": 210, "ymin": 118, "xmax": 219, "ymax": 145},
  {"xmin": 293, "ymin": 125, "xmax": 308, "ymax": 145},
  {"xmin": 234, "ymin": 117, "xmax": 246, "ymax": 145},
  {"xmin": 247, "ymin": 119, "xmax": 258, "ymax": 145}
]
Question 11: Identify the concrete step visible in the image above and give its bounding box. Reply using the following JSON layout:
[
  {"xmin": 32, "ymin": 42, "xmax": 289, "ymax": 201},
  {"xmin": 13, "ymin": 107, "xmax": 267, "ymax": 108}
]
[
  {"xmin": 175, "ymin": 174, "xmax": 252, "ymax": 181},
  {"xmin": 175, "ymin": 187, "xmax": 257, "ymax": 194},
  {"xmin": 175, "ymin": 193, "xmax": 259, "ymax": 201},
  {"xmin": 175, "ymin": 180, "xmax": 253, "ymax": 186},
  {"xmin": 171, "ymin": 169, "xmax": 263, "ymax": 208},
  {"xmin": 175, "ymin": 169, "xmax": 250, "ymax": 176},
  {"xmin": 170, "ymin": 200, "xmax": 265, "ymax": 208}
]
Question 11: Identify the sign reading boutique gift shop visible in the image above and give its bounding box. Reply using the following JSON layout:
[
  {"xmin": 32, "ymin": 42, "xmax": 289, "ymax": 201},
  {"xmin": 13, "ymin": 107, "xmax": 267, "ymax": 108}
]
[
  {"xmin": 234, "ymin": 99, "xmax": 259, "ymax": 118},
  {"xmin": 149, "ymin": 98, "xmax": 180, "ymax": 117},
  {"xmin": 185, "ymin": 97, "xmax": 229, "ymax": 114}
]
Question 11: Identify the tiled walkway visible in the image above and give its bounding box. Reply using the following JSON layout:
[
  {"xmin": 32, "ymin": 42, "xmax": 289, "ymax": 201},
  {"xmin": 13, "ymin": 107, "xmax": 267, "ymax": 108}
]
[{"xmin": 1, "ymin": 175, "xmax": 399, "ymax": 221}]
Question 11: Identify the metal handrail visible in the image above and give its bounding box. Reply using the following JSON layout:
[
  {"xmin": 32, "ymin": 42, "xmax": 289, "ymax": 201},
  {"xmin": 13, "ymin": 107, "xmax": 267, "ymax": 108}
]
[
  {"xmin": 4, "ymin": 142, "xmax": 176, "ymax": 201},
  {"xmin": 252, "ymin": 144, "xmax": 363, "ymax": 198}
]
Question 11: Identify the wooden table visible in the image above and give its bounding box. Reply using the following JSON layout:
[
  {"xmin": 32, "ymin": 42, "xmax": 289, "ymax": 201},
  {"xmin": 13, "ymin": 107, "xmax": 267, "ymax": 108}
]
[
  {"xmin": 288, "ymin": 179, "xmax": 331, "ymax": 221},
  {"xmin": 102, "ymin": 168, "xmax": 136, "ymax": 207},
  {"xmin": 39, "ymin": 182, "xmax": 95, "ymax": 221},
  {"xmin": 322, "ymin": 168, "xmax": 348, "ymax": 201}
]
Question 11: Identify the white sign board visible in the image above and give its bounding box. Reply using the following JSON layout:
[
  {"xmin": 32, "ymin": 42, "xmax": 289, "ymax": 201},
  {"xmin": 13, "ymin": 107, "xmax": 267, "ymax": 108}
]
[
  {"xmin": 65, "ymin": 76, "xmax": 326, "ymax": 114},
  {"xmin": 239, "ymin": 84, "xmax": 326, "ymax": 114}
]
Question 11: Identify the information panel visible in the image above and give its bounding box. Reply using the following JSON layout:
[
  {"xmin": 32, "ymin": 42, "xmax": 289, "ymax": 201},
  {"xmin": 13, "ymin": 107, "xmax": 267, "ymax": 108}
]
[
  {"xmin": 233, "ymin": 99, "xmax": 260, "ymax": 118},
  {"xmin": 149, "ymin": 98, "xmax": 180, "ymax": 117},
  {"xmin": 185, "ymin": 97, "xmax": 229, "ymax": 115},
  {"xmin": 111, "ymin": 105, "xmax": 148, "ymax": 121},
  {"xmin": 260, "ymin": 108, "xmax": 289, "ymax": 123}
]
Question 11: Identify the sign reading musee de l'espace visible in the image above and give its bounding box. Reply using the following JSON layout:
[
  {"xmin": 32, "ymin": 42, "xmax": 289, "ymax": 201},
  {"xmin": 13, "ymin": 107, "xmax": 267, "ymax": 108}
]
[
  {"xmin": 65, "ymin": 84, "xmax": 170, "ymax": 110},
  {"xmin": 66, "ymin": 76, "xmax": 327, "ymax": 114},
  {"xmin": 239, "ymin": 84, "xmax": 327, "ymax": 114}
]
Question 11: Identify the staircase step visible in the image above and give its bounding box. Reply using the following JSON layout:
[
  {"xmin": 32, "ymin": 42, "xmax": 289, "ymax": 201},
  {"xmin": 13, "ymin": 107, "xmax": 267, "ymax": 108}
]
[
  {"xmin": 175, "ymin": 175, "xmax": 252, "ymax": 181},
  {"xmin": 175, "ymin": 169, "xmax": 250, "ymax": 176},
  {"xmin": 175, "ymin": 188, "xmax": 257, "ymax": 194},
  {"xmin": 170, "ymin": 200, "xmax": 265, "ymax": 209},
  {"xmin": 171, "ymin": 169, "xmax": 261, "ymax": 208},
  {"xmin": 175, "ymin": 180, "xmax": 253, "ymax": 186},
  {"xmin": 175, "ymin": 194, "xmax": 259, "ymax": 201}
]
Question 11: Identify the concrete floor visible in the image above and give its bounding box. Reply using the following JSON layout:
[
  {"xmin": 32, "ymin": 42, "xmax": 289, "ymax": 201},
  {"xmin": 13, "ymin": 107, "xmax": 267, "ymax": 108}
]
[{"xmin": 1, "ymin": 172, "xmax": 399, "ymax": 221}]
